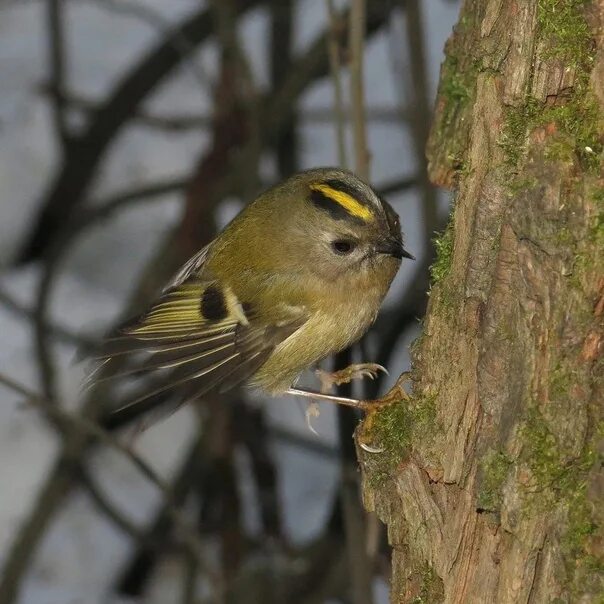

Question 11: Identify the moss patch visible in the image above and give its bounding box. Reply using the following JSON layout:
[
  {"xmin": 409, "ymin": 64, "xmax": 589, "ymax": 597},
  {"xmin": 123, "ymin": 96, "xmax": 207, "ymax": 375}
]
[
  {"xmin": 430, "ymin": 220, "xmax": 455, "ymax": 285},
  {"xmin": 439, "ymin": 54, "xmax": 474, "ymax": 126},
  {"xmin": 500, "ymin": 1, "xmax": 602, "ymax": 175},
  {"xmin": 500, "ymin": 91, "xmax": 603, "ymax": 173},
  {"xmin": 519, "ymin": 407, "xmax": 602, "ymax": 596},
  {"xmin": 411, "ymin": 564, "xmax": 445, "ymax": 604},
  {"xmin": 364, "ymin": 392, "xmax": 438, "ymax": 486},
  {"xmin": 537, "ymin": 0, "xmax": 593, "ymax": 64},
  {"xmin": 477, "ymin": 450, "xmax": 513, "ymax": 512}
]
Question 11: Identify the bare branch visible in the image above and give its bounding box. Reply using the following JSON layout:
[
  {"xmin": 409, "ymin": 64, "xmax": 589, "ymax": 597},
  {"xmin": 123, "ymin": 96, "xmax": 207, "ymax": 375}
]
[
  {"xmin": 349, "ymin": 0, "xmax": 369, "ymax": 180},
  {"xmin": 402, "ymin": 0, "xmax": 440, "ymax": 254},
  {"xmin": 342, "ymin": 3, "xmax": 375, "ymax": 603},
  {"xmin": 0, "ymin": 286, "xmax": 95, "ymax": 350},
  {"xmin": 48, "ymin": 0, "xmax": 70, "ymax": 146},
  {"xmin": 326, "ymin": 0, "xmax": 349, "ymax": 168},
  {"xmin": 79, "ymin": 469, "xmax": 145, "ymax": 539},
  {"xmin": 75, "ymin": 0, "xmax": 214, "ymax": 91},
  {"xmin": 59, "ymin": 89, "xmax": 410, "ymax": 130}
]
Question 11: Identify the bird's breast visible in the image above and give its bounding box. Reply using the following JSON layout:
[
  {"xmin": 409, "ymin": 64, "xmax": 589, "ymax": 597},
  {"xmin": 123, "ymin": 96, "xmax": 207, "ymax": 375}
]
[{"xmin": 250, "ymin": 287, "xmax": 382, "ymax": 394}]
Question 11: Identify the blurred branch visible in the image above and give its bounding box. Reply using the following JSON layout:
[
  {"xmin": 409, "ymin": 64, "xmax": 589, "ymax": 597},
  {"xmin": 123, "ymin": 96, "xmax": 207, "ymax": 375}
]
[
  {"xmin": 271, "ymin": 0, "xmax": 298, "ymax": 177},
  {"xmin": 209, "ymin": 0, "xmax": 261, "ymax": 199},
  {"xmin": 349, "ymin": 0, "xmax": 369, "ymax": 179},
  {"xmin": 197, "ymin": 402, "xmax": 243, "ymax": 581},
  {"xmin": 0, "ymin": 373, "xmax": 222, "ymax": 598},
  {"xmin": 182, "ymin": 549, "xmax": 199, "ymax": 604},
  {"xmin": 33, "ymin": 263, "xmax": 59, "ymax": 400},
  {"xmin": 81, "ymin": 176, "xmax": 189, "ymax": 224},
  {"xmin": 76, "ymin": 0, "xmax": 214, "ymax": 91},
  {"xmin": 59, "ymin": 89, "xmax": 411, "ymax": 130},
  {"xmin": 79, "ymin": 469, "xmax": 145, "ymax": 539},
  {"xmin": 326, "ymin": 0, "xmax": 348, "ymax": 168},
  {"xmin": 0, "ymin": 286, "xmax": 95, "ymax": 350},
  {"xmin": 236, "ymin": 402, "xmax": 283, "ymax": 539},
  {"xmin": 115, "ymin": 437, "xmax": 204, "ymax": 598},
  {"xmin": 268, "ymin": 424, "xmax": 338, "ymax": 458},
  {"xmin": 48, "ymin": 0, "xmax": 70, "ymax": 146},
  {"xmin": 377, "ymin": 175, "xmax": 417, "ymax": 196},
  {"xmin": 403, "ymin": 0, "xmax": 440, "ymax": 255},
  {"xmin": 18, "ymin": 1, "xmax": 260, "ymax": 264}
]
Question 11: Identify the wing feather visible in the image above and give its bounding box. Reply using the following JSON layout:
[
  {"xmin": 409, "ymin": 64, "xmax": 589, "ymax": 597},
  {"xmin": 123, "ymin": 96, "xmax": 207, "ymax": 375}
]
[{"xmin": 92, "ymin": 265, "xmax": 307, "ymax": 429}]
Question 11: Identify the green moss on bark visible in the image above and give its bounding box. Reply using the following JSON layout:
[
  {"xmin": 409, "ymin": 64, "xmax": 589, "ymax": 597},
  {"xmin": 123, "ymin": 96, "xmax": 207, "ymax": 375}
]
[
  {"xmin": 500, "ymin": 91, "xmax": 603, "ymax": 173},
  {"xmin": 500, "ymin": 1, "xmax": 602, "ymax": 174},
  {"xmin": 364, "ymin": 392, "xmax": 438, "ymax": 486},
  {"xmin": 537, "ymin": 0, "xmax": 593, "ymax": 63},
  {"xmin": 519, "ymin": 407, "xmax": 602, "ymax": 597},
  {"xmin": 477, "ymin": 450, "xmax": 513, "ymax": 512},
  {"xmin": 430, "ymin": 220, "xmax": 455, "ymax": 285},
  {"xmin": 411, "ymin": 564, "xmax": 445, "ymax": 604}
]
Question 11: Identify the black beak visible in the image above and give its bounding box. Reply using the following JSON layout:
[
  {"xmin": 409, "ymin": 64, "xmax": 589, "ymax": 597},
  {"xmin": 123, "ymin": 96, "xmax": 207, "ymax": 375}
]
[{"xmin": 375, "ymin": 238, "xmax": 415, "ymax": 260}]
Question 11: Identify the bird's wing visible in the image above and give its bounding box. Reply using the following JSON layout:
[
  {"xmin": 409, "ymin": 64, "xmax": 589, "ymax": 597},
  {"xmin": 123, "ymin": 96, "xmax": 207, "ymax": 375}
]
[
  {"xmin": 164, "ymin": 243, "xmax": 212, "ymax": 290},
  {"xmin": 91, "ymin": 272, "xmax": 306, "ymax": 428}
]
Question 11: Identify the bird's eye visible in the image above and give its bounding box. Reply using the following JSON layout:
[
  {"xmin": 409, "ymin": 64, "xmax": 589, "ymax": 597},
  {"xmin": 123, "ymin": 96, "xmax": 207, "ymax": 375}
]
[{"xmin": 331, "ymin": 239, "xmax": 356, "ymax": 255}]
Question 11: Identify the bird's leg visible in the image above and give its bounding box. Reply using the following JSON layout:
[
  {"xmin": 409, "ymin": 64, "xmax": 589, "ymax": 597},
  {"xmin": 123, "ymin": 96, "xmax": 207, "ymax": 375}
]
[
  {"xmin": 286, "ymin": 371, "xmax": 410, "ymax": 412},
  {"xmin": 287, "ymin": 387, "xmax": 370, "ymax": 409},
  {"xmin": 315, "ymin": 362, "xmax": 387, "ymax": 393}
]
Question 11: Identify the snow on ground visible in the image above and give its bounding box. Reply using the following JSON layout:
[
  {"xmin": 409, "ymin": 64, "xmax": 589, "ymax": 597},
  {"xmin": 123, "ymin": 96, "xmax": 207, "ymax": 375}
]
[{"xmin": 0, "ymin": 1, "xmax": 460, "ymax": 601}]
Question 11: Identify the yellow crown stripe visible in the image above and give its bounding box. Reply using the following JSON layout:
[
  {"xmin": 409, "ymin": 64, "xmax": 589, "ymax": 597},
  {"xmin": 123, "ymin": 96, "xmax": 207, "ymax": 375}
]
[{"xmin": 310, "ymin": 184, "xmax": 373, "ymax": 221}]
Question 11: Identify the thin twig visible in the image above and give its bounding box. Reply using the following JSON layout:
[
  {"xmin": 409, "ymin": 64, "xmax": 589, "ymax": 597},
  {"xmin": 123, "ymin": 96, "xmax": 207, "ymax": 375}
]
[
  {"xmin": 48, "ymin": 0, "xmax": 70, "ymax": 146},
  {"xmin": 271, "ymin": 0, "xmax": 298, "ymax": 178},
  {"xmin": 79, "ymin": 469, "xmax": 145, "ymax": 539},
  {"xmin": 0, "ymin": 286, "xmax": 95, "ymax": 350},
  {"xmin": 344, "ymin": 2, "xmax": 375, "ymax": 603},
  {"xmin": 58, "ymin": 89, "xmax": 410, "ymax": 130},
  {"xmin": 326, "ymin": 0, "xmax": 348, "ymax": 168},
  {"xmin": 114, "ymin": 437, "xmax": 204, "ymax": 597},
  {"xmin": 349, "ymin": 0, "xmax": 369, "ymax": 179},
  {"xmin": 397, "ymin": 0, "xmax": 439, "ymax": 255},
  {"xmin": 79, "ymin": 177, "xmax": 189, "ymax": 226},
  {"xmin": 78, "ymin": 0, "xmax": 213, "ymax": 92}
]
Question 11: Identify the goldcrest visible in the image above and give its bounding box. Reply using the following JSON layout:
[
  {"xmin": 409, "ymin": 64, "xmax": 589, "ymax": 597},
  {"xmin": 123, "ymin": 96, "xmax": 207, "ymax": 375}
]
[{"xmin": 95, "ymin": 167, "xmax": 413, "ymax": 425}]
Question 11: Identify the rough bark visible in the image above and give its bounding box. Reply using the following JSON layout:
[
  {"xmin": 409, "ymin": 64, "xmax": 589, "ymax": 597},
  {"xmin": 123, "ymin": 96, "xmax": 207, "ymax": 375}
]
[{"xmin": 359, "ymin": 1, "xmax": 604, "ymax": 602}]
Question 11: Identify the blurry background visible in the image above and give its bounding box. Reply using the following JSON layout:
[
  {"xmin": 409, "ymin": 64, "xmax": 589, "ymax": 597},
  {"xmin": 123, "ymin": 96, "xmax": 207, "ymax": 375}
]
[{"xmin": 0, "ymin": 1, "xmax": 460, "ymax": 602}]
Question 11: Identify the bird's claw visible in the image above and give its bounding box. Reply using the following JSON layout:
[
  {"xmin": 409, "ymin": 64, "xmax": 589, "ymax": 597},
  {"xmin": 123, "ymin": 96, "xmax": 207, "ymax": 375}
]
[{"xmin": 316, "ymin": 363, "xmax": 388, "ymax": 393}]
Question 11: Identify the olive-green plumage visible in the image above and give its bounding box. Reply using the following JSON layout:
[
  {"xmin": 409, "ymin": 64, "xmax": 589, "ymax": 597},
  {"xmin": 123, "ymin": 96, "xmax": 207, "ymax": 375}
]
[{"xmin": 95, "ymin": 167, "xmax": 412, "ymax": 426}]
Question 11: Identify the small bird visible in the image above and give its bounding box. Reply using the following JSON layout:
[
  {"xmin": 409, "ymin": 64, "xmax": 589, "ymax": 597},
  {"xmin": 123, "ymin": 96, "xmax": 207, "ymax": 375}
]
[{"xmin": 93, "ymin": 168, "xmax": 414, "ymax": 427}]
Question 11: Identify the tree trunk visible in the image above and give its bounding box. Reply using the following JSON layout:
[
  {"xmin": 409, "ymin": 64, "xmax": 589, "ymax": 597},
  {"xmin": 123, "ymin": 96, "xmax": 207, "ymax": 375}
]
[{"xmin": 359, "ymin": 1, "xmax": 603, "ymax": 602}]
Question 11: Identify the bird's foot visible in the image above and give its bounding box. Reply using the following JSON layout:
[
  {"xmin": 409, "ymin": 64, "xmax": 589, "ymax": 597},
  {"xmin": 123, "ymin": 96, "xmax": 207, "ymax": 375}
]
[
  {"xmin": 356, "ymin": 372, "xmax": 412, "ymax": 452},
  {"xmin": 315, "ymin": 362, "xmax": 387, "ymax": 393},
  {"xmin": 286, "ymin": 370, "xmax": 409, "ymax": 413}
]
